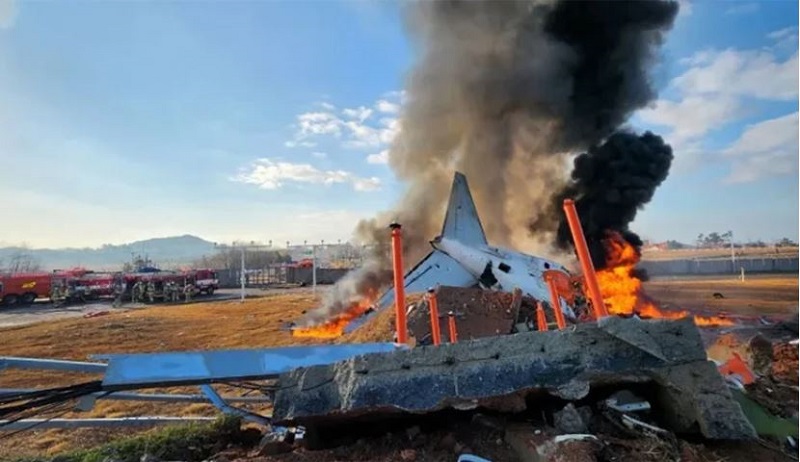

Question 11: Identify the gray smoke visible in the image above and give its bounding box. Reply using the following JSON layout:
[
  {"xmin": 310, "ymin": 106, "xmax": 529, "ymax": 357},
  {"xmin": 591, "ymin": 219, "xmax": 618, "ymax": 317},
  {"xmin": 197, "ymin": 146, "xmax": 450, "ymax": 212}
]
[{"xmin": 299, "ymin": 0, "xmax": 679, "ymax": 326}]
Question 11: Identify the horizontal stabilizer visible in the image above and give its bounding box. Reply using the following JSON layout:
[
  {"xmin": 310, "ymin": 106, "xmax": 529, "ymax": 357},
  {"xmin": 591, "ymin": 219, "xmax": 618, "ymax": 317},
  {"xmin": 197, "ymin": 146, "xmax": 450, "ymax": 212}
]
[{"xmin": 344, "ymin": 250, "xmax": 477, "ymax": 333}]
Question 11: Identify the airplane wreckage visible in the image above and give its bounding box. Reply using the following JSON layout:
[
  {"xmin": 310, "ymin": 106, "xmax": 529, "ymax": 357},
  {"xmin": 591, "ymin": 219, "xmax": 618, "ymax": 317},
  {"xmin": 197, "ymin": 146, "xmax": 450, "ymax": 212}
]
[{"xmin": 1, "ymin": 172, "xmax": 793, "ymax": 451}]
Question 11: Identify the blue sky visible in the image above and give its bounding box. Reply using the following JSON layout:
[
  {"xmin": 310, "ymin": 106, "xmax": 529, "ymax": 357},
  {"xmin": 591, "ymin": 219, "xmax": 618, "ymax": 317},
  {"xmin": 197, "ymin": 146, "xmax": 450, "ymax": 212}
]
[{"xmin": 0, "ymin": 0, "xmax": 796, "ymax": 249}]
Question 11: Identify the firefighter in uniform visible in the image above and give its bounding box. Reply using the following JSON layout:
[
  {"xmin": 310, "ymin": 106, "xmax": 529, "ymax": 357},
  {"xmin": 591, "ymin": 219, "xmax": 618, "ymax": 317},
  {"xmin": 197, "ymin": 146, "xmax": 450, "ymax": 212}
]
[
  {"xmin": 146, "ymin": 281, "xmax": 156, "ymax": 304},
  {"xmin": 165, "ymin": 282, "xmax": 177, "ymax": 303},
  {"xmin": 50, "ymin": 283, "xmax": 64, "ymax": 307},
  {"xmin": 131, "ymin": 281, "xmax": 143, "ymax": 303},
  {"xmin": 183, "ymin": 283, "xmax": 193, "ymax": 303},
  {"xmin": 112, "ymin": 279, "xmax": 125, "ymax": 308}
]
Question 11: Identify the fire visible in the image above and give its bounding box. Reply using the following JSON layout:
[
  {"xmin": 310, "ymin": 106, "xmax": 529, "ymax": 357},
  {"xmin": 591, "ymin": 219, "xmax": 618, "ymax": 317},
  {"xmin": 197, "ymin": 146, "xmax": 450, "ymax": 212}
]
[
  {"xmin": 292, "ymin": 291, "xmax": 378, "ymax": 339},
  {"xmin": 595, "ymin": 232, "xmax": 733, "ymax": 327}
]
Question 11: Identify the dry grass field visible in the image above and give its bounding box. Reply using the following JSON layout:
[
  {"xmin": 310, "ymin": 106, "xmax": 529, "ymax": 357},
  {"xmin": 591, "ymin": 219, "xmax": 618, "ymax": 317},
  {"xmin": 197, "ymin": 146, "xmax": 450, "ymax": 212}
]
[
  {"xmin": 0, "ymin": 292, "xmax": 327, "ymax": 459},
  {"xmin": 0, "ymin": 274, "xmax": 796, "ymax": 458}
]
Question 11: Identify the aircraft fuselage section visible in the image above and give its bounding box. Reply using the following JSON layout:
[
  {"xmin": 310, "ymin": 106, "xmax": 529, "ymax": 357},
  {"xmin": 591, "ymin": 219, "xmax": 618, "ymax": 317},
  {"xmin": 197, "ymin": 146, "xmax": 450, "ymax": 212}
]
[{"xmin": 433, "ymin": 237, "xmax": 568, "ymax": 303}]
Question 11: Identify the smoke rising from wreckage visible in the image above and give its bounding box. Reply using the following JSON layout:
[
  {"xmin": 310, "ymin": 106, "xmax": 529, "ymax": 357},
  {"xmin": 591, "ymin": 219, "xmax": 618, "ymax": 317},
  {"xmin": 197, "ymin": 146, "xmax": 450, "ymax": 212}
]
[{"xmin": 301, "ymin": 0, "xmax": 682, "ymax": 326}]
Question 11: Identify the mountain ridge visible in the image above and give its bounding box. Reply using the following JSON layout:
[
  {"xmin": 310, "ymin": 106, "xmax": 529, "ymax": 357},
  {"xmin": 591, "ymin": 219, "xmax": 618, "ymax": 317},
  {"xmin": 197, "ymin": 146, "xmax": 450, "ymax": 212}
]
[{"xmin": 0, "ymin": 235, "xmax": 218, "ymax": 270}]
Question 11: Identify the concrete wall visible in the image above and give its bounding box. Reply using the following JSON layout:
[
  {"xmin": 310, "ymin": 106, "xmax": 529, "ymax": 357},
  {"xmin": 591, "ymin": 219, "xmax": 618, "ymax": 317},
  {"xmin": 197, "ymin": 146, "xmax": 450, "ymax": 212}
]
[
  {"xmin": 639, "ymin": 257, "xmax": 799, "ymax": 277},
  {"xmin": 216, "ymin": 268, "xmax": 350, "ymax": 288}
]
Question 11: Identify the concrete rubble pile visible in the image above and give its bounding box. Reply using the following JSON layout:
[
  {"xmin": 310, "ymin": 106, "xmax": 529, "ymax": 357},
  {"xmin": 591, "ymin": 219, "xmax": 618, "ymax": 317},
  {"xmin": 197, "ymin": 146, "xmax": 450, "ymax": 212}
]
[
  {"xmin": 404, "ymin": 286, "xmax": 534, "ymax": 344},
  {"xmin": 273, "ymin": 316, "xmax": 758, "ymax": 452}
]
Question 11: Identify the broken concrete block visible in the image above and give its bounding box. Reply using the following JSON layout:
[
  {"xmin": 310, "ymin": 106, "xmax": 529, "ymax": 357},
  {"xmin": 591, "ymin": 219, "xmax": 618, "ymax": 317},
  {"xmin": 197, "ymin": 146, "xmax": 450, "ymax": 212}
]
[
  {"xmin": 273, "ymin": 318, "xmax": 755, "ymax": 440},
  {"xmin": 554, "ymin": 403, "xmax": 587, "ymax": 434}
]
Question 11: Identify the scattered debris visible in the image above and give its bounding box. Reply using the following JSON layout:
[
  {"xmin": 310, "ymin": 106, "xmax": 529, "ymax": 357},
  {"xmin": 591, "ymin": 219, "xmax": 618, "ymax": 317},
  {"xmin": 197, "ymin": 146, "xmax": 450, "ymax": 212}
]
[
  {"xmin": 554, "ymin": 404, "xmax": 588, "ymax": 434},
  {"xmin": 604, "ymin": 390, "xmax": 650, "ymax": 413}
]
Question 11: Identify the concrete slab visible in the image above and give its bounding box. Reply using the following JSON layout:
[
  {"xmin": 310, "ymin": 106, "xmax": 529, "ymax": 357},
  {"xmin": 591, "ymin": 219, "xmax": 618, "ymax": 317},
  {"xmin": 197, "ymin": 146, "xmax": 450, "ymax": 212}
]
[{"xmin": 273, "ymin": 317, "xmax": 755, "ymax": 440}]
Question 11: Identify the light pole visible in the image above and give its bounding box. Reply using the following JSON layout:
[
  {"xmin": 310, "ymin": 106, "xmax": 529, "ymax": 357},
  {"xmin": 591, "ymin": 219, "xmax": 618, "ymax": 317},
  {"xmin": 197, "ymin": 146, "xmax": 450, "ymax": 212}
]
[
  {"xmin": 240, "ymin": 247, "xmax": 246, "ymax": 303},
  {"xmin": 312, "ymin": 244, "xmax": 317, "ymax": 294}
]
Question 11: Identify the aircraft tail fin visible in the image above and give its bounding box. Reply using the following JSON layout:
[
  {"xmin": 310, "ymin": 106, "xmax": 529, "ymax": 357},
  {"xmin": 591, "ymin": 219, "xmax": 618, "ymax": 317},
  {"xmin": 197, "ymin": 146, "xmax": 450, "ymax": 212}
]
[{"xmin": 440, "ymin": 172, "xmax": 488, "ymax": 246}]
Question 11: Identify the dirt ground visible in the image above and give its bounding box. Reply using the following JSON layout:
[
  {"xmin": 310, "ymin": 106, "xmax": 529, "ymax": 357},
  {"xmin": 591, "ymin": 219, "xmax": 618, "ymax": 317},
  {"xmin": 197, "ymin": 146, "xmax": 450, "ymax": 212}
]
[
  {"xmin": 0, "ymin": 288, "xmax": 268, "ymax": 328},
  {"xmin": 0, "ymin": 275, "xmax": 797, "ymax": 459},
  {"xmin": 643, "ymin": 275, "xmax": 798, "ymax": 318}
]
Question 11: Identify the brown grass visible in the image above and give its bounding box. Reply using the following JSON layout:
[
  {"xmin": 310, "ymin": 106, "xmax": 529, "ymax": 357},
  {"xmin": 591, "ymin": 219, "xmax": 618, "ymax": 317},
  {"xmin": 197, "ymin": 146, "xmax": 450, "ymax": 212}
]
[{"xmin": 0, "ymin": 291, "xmax": 330, "ymax": 459}]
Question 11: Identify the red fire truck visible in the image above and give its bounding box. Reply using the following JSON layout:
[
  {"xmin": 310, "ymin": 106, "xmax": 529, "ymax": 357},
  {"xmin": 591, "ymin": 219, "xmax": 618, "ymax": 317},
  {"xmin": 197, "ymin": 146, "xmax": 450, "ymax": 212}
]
[
  {"xmin": 0, "ymin": 272, "xmax": 53, "ymax": 305},
  {"xmin": 185, "ymin": 269, "xmax": 218, "ymax": 295}
]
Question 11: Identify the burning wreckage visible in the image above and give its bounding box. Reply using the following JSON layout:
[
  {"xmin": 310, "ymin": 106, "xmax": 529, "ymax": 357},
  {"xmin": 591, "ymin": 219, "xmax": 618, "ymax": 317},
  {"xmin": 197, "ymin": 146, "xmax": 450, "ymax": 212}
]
[
  {"xmin": 1, "ymin": 172, "xmax": 796, "ymax": 460},
  {"xmin": 1, "ymin": 0, "xmax": 797, "ymax": 456}
]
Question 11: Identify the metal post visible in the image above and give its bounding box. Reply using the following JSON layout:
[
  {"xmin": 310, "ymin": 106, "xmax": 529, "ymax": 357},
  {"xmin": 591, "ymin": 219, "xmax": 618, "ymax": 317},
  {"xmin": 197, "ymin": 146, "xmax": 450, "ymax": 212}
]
[
  {"xmin": 545, "ymin": 277, "xmax": 567, "ymax": 330},
  {"xmin": 426, "ymin": 288, "xmax": 442, "ymax": 346},
  {"xmin": 562, "ymin": 199, "xmax": 607, "ymax": 319},
  {"xmin": 447, "ymin": 311, "xmax": 458, "ymax": 343},
  {"xmin": 389, "ymin": 222, "xmax": 407, "ymax": 344},
  {"xmin": 312, "ymin": 245, "xmax": 317, "ymax": 294},
  {"xmin": 536, "ymin": 302, "xmax": 549, "ymax": 331},
  {"xmin": 729, "ymin": 230, "xmax": 735, "ymax": 273},
  {"xmin": 240, "ymin": 247, "xmax": 245, "ymax": 303}
]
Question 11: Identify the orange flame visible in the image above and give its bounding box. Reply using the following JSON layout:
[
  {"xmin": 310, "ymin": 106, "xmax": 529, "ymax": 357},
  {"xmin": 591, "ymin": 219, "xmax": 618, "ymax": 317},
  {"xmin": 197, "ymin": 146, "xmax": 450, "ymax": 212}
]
[
  {"xmin": 596, "ymin": 232, "xmax": 733, "ymax": 327},
  {"xmin": 292, "ymin": 290, "xmax": 378, "ymax": 339}
]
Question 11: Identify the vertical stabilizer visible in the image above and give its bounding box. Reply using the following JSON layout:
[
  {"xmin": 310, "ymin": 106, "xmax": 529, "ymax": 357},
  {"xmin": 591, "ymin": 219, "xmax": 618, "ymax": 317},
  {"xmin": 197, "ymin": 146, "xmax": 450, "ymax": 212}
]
[{"xmin": 440, "ymin": 172, "xmax": 488, "ymax": 246}]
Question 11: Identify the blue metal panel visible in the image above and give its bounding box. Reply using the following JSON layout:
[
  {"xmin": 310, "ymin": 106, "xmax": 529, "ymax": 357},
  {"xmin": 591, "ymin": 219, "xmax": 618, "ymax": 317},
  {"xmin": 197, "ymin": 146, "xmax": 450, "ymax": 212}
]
[
  {"xmin": 0, "ymin": 356, "xmax": 107, "ymax": 373},
  {"xmin": 99, "ymin": 343, "xmax": 403, "ymax": 389},
  {"xmin": 0, "ymin": 417, "xmax": 216, "ymax": 431},
  {"xmin": 200, "ymin": 384, "xmax": 271, "ymax": 426}
]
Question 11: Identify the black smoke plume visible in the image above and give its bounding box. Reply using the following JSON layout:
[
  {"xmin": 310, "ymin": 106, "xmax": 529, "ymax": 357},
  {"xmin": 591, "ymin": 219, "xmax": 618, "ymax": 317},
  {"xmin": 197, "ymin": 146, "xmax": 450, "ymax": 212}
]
[
  {"xmin": 299, "ymin": 0, "xmax": 680, "ymax": 326},
  {"xmin": 553, "ymin": 131, "xmax": 674, "ymax": 269}
]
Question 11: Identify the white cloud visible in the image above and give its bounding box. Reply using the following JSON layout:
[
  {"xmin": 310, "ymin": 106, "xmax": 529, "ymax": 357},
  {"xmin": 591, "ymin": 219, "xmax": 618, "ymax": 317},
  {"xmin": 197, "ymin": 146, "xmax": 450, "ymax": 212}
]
[
  {"xmin": 767, "ymin": 26, "xmax": 799, "ymax": 51},
  {"xmin": 342, "ymin": 106, "xmax": 373, "ymax": 122},
  {"xmin": 723, "ymin": 112, "xmax": 799, "ymax": 183},
  {"xmin": 677, "ymin": 0, "xmax": 692, "ymax": 17},
  {"xmin": 637, "ymin": 44, "xmax": 798, "ymax": 174},
  {"xmin": 284, "ymin": 91, "xmax": 403, "ymax": 156},
  {"xmin": 0, "ymin": 0, "xmax": 17, "ymax": 29},
  {"xmin": 725, "ymin": 2, "xmax": 759, "ymax": 15},
  {"xmin": 367, "ymin": 149, "xmax": 389, "ymax": 164},
  {"xmin": 639, "ymin": 95, "xmax": 745, "ymax": 143},
  {"xmin": 768, "ymin": 26, "xmax": 797, "ymax": 42},
  {"xmin": 375, "ymin": 99, "xmax": 400, "ymax": 114},
  {"xmin": 233, "ymin": 158, "xmax": 381, "ymax": 192},
  {"xmin": 318, "ymin": 102, "xmax": 336, "ymax": 111},
  {"xmin": 311, "ymin": 151, "xmax": 327, "ymax": 159},
  {"xmin": 673, "ymin": 48, "xmax": 798, "ymax": 100},
  {"xmin": 297, "ymin": 111, "xmax": 342, "ymax": 137},
  {"xmin": 352, "ymin": 177, "xmax": 382, "ymax": 191},
  {"xmin": 284, "ymin": 140, "xmax": 317, "ymax": 148}
]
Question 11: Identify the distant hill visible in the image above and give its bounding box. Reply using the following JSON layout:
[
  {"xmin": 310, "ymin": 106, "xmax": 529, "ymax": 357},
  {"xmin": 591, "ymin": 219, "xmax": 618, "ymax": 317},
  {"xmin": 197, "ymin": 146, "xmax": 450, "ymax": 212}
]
[{"xmin": 0, "ymin": 235, "xmax": 217, "ymax": 271}]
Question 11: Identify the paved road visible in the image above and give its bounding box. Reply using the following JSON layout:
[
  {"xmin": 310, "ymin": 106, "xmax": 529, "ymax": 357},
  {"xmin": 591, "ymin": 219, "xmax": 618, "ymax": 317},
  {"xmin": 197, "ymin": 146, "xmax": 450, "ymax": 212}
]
[{"xmin": 0, "ymin": 286, "xmax": 331, "ymax": 329}]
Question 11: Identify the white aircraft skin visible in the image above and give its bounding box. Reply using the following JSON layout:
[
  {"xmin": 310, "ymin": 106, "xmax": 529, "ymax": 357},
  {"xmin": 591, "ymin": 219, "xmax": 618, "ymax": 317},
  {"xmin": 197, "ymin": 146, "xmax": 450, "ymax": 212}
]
[
  {"xmin": 343, "ymin": 171, "xmax": 574, "ymax": 334},
  {"xmin": 433, "ymin": 236, "xmax": 570, "ymax": 308}
]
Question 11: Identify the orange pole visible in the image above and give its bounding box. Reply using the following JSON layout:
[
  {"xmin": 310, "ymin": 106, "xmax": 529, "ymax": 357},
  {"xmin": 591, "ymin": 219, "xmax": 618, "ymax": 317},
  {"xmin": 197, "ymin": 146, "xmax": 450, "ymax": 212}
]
[
  {"xmin": 546, "ymin": 277, "xmax": 567, "ymax": 330},
  {"xmin": 447, "ymin": 311, "xmax": 458, "ymax": 343},
  {"xmin": 536, "ymin": 302, "xmax": 549, "ymax": 331},
  {"xmin": 389, "ymin": 222, "xmax": 408, "ymax": 344},
  {"xmin": 562, "ymin": 199, "xmax": 608, "ymax": 319},
  {"xmin": 427, "ymin": 288, "xmax": 442, "ymax": 346}
]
